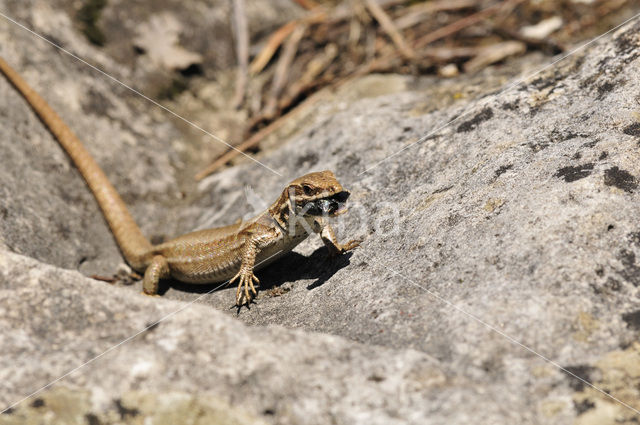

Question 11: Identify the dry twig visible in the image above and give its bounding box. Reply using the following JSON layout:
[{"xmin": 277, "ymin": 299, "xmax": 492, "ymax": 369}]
[
  {"xmin": 231, "ymin": 0, "xmax": 249, "ymax": 108},
  {"xmin": 280, "ymin": 43, "xmax": 338, "ymax": 110},
  {"xmin": 463, "ymin": 40, "xmax": 526, "ymax": 73},
  {"xmin": 292, "ymin": 0, "xmax": 320, "ymax": 10},
  {"xmin": 413, "ymin": 0, "xmax": 519, "ymax": 49},
  {"xmin": 363, "ymin": 0, "xmax": 415, "ymax": 60},
  {"xmin": 360, "ymin": 0, "xmax": 518, "ymax": 74},
  {"xmin": 249, "ymin": 9, "xmax": 325, "ymax": 75},
  {"xmin": 263, "ymin": 23, "xmax": 307, "ymax": 118},
  {"xmin": 394, "ymin": 0, "xmax": 477, "ymax": 30},
  {"xmin": 195, "ymin": 92, "xmax": 326, "ymax": 180},
  {"xmin": 197, "ymin": 0, "xmax": 626, "ymax": 179},
  {"xmin": 249, "ymin": 21, "xmax": 298, "ymax": 75}
]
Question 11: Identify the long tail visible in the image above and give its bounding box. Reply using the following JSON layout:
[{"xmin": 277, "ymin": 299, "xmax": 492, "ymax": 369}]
[{"xmin": 0, "ymin": 56, "xmax": 152, "ymax": 270}]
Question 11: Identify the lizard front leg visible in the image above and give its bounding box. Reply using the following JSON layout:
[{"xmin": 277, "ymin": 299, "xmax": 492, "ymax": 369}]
[
  {"xmin": 229, "ymin": 238, "xmax": 259, "ymax": 306},
  {"xmin": 313, "ymin": 218, "xmax": 360, "ymax": 256}
]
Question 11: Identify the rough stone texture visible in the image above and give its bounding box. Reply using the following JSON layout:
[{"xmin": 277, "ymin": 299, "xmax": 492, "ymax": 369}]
[
  {"xmin": 0, "ymin": 251, "xmax": 442, "ymax": 425},
  {"xmin": 1, "ymin": 1, "xmax": 640, "ymax": 424},
  {"xmin": 0, "ymin": 1, "xmax": 180, "ymax": 275}
]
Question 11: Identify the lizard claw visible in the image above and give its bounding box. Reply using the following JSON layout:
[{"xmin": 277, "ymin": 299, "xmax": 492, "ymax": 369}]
[
  {"xmin": 328, "ymin": 239, "xmax": 361, "ymax": 257},
  {"xmin": 340, "ymin": 239, "xmax": 361, "ymax": 252},
  {"xmin": 230, "ymin": 270, "xmax": 259, "ymax": 306}
]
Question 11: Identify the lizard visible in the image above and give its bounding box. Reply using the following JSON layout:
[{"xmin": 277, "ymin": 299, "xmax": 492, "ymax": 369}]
[{"xmin": 0, "ymin": 56, "xmax": 359, "ymax": 306}]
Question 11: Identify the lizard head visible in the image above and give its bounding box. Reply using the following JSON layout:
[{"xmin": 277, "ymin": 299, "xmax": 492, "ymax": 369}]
[{"xmin": 279, "ymin": 170, "xmax": 351, "ymax": 218}]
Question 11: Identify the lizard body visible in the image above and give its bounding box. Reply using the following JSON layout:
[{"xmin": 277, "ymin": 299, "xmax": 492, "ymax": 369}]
[{"xmin": 0, "ymin": 56, "xmax": 358, "ymax": 305}]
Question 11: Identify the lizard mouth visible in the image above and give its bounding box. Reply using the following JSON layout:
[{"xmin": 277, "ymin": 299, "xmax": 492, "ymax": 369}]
[{"xmin": 303, "ymin": 191, "xmax": 350, "ymax": 216}]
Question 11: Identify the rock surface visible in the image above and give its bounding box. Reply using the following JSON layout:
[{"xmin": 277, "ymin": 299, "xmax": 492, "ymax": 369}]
[{"xmin": 1, "ymin": 1, "xmax": 640, "ymax": 424}]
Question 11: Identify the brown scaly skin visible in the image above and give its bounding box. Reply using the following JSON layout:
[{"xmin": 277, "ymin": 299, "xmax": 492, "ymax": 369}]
[{"xmin": 0, "ymin": 57, "xmax": 359, "ymax": 306}]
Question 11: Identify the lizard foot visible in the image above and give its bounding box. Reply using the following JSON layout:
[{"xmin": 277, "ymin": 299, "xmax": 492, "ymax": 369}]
[
  {"xmin": 329, "ymin": 239, "xmax": 361, "ymax": 257},
  {"xmin": 340, "ymin": 239, "xmax": 361, "ymax": 252},
  {"xmin": 230, "ymin": 270, "xmax": 259, "ymax": 306}
]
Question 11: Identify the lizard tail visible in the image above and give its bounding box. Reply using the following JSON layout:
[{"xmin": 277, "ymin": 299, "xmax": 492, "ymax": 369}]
[{"xmin": 0, "ymin": 56, "xmax": 153, "ymax": 271}]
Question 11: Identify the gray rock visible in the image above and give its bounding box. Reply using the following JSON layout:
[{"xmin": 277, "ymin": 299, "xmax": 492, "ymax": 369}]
[
  {"xmin": 1, "ymin": 1, "xmax": 640, "ymax": 424},
  {"xmin": 0, "ymin": 250, "xmax": 442, "ymax": 425}
]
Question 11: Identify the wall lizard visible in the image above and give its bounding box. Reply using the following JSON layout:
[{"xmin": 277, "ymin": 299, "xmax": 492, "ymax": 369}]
[{"xmin": 0, "ymin": 56, "xmax": 359, "ymax": 306}]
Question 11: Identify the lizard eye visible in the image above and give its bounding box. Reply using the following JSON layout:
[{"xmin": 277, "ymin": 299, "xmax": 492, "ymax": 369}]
[{"xmin": 302, "ymin": 184, "xmax": 313, "ymax": 195}]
